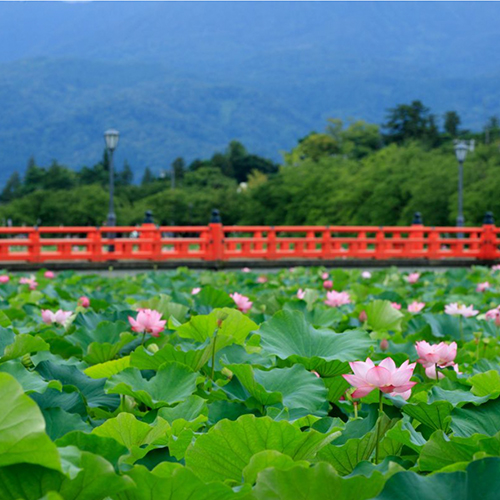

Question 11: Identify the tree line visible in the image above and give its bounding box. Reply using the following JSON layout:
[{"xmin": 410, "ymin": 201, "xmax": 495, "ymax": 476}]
[{"xmin": 1, "ymin": 100, "xmax": 499, "ymax": 227}]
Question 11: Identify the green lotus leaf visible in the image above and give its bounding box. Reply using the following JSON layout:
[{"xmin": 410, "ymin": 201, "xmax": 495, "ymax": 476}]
[
  {"xmin": 0, "ymin": 372, "xmax": 61, "ymax": 471},
  {"xmin": 365, "ymin": 300, "xmax": 403, "ymax": 332},
  {"xmin": 185, "ymin": 414, "xmax": 340, "ymax": 483},
  {"xmin": 84, "ymin": 356, "xmax": 131, "ymax": 378},
  {"xmin": 105, "ymin": 362, "xmax": 199, "ymax": 408},
  {"xmin": 375, "ymin": 457, "xmax": 500, "ymax": 500},
  {"xmin": 0, "ymin": 360, "xmax": 61, "ymax": 394},
  {"xmin": 0, "ymin": 452, "xmax": 133, "ymax": 500},
  {"xmin": 225, "ymin": 363, "xmax": 328, "ymax": 416},
  {"xmin": 115, "ymin": 462, "xmax": 245, "ymax": 500},
  {"xmin": 0, "ymin": 333, "xmax": 49, "ymax": 363},
  {"xmin": 130, "ymin": 343, "xmax": 212, "ymax": 371},
  {"xmin": 402, "ymin": 401, "xmax": 453, "ymax": 433},
  {"xmin": 257, "ymin": 310, "xmax": 374, "ymax": 362},
  {"xmin": 252, "ymin": 461, "xmax": 387, "ymax": 500},
  {"xmin": 36, "ymin": 360, "xmax": 119, "ymax": 409},
  {"xmin": 316, "ymin": 413, "xmax": 395, "ymax": 475}
]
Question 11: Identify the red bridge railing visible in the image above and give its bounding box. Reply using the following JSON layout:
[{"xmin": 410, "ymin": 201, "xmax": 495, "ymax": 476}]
[{"xmin": 0, "ymin": 221, "xmax": 498, "ymax": 262}]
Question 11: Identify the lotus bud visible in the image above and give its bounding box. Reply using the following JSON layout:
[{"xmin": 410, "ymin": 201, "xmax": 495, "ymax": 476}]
[
  {"xmin": 217, "ymin": 311, "xmax": 229, "ymax": 327},
  {"xmin": 21, "ymin": 353, "xmax": 34, "ymax": 369}
]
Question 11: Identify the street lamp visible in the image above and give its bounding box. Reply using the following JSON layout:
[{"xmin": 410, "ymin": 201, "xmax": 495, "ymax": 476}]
[
  {"xmin": 104, "ymin": 129, "xmax": 119, "ymax": 227},
  {"xmin": 454, "ymin": 139, "xmax": 474, "ymax": 228}
]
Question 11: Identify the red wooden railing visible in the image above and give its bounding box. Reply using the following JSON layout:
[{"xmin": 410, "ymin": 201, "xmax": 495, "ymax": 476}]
[{"xmin": 0, "ymin": 221, "xmax": 498, "ymax": 263}]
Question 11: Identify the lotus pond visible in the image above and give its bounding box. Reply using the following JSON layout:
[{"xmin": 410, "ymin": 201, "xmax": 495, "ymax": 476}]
[{"xmin": 2, "ymin": 266, "xmax": 500, "ymax": 499}]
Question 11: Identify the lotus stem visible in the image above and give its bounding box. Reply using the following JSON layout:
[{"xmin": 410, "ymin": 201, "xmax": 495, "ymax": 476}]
[
  {"xmin": 354, "ymin": 401, "xmax": 358, "ymax": 419},
  {"xmin": 435, "ymin": 363, "xmax": 439, "ymax": 382},
  {"xmin": 210, "ymin": 328, "xmax": 218, "ymax": 382},
  {"xmin": 374, "ymin": 391, "xmax": 383, "ymax": 464}
]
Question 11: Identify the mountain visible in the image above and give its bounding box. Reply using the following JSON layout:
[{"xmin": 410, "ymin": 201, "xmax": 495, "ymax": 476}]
[{"xmin": 0, "ymin": 1, "xmax": 499, "ymax": 182}]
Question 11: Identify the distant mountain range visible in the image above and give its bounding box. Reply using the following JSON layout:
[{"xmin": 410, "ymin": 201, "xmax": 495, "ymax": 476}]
[{"xmin": 0, "ymin": 1, "xmax": 499, "ymax": 183}]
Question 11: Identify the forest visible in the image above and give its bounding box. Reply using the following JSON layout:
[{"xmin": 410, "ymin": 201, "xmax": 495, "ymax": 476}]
[{"xmin": 1, "ymin": 101, "xmax": 500, "ymax": 228}]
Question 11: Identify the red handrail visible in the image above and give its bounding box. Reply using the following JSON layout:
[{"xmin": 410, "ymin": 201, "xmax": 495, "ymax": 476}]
[{"xmin": 0, "ymin": 222, "xmax": 497, "ymax": 262}]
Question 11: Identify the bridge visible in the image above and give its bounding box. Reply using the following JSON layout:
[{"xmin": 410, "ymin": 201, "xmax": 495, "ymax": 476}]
[{"xmin": 0, "ymin": 212, "xmax": 498, "ymax": 270}]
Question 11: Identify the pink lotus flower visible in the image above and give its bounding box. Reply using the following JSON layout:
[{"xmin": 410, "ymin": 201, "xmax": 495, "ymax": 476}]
[
  {"xmin": 343, "ymin": 357, "xmax": 416, "ymax": 400},
  {"xmin": 359, "ymin": 310, "xmax": 367, "ymax": 322},
  {"xmin": 406, "ymin": 273, "xmax": 420, "ymax": 284},
  {"xmin": 297, "ymin": 289, "xmax": 306, "ymax": 300},
  {"xmin": 485, "ymin": 307, "xmax": 500, "ymax": 326},
  {"xmin": 323, "ymin": 280, "xmax": 333, "ymax": 290},
  {"xmin": 41, "ymin": 309, "xmax": 73, "ymax": 326},
  {"xmin": 391, "ymin": 302, "xmax": 402, "ymax": 310},
  {"xmin": 128, "ymin": 309, "xmax": 166, "ymax": 337},
  {"xmin": 492, "ymin": 265, "xmax": 500, "ymax": 271},
  {"xmin": 78, "ymin": 296, "xmax": 90, "ymax": 308},
  {"xmin": 362, "ymin": 271, "xmax": 372, "ymax": 279},
  {"xmin": 241, "ymin": 267, "xmax": 251, "ymax": 273},
  {"xmin": 445, "ymin": 303, "xmax": 479, "ymax": 317},
  {"xmin": 408, "ymin": 301, "xmax": 425, "ymax": 313},
  {"xmin": 423, "ymin": 362, "xmax": 461, "ymax": 380},
  {"xmin": 380, "ymin": 339, "xmax": 389, "ymax": 351},
  {"xmin": 321, "ymin": 272, "xmax": 329, "ymax": 280},
  {"xmin": 416, "ymin": 340, "xmax": 457, "ymax": 368},
  {"xmin": 257, "ymin": 276, "xmax": 268, "ymax": 284},
  {"xmin": 44, "ymin": 271, "xmax": 55, "ymax": 279},
  {"xmin": 0, "ymin": 275, "xmax": 9, "ymax": 284},
  {"xmin": 476, "ymin": 282, "xmax": 491, "ymax": 293},
  {"xmin": 230, "ymin": 292, "xmax": 253, "ymax": 313},
  {"xmin": 19, "ymin": 276, "xmax": 38, "ymax": 290},
  {"xmin": 312, "ymin": 371, "xmax": 320, "ymax": 378},
  {"xmin": 324, "ymin": 290, "xmax": 351, "ymax": 308},
  {"xmin": 191, "ymin": 287, "xmax": 201, "ymax": 295}
]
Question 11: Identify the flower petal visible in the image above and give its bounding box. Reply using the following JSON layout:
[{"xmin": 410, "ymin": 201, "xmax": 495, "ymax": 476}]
[{"xmin": 365, "ymin": 366, "xmax": 392, "ymax": 388}]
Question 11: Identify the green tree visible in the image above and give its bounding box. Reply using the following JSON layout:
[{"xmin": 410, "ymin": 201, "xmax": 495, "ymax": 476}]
[
  {"xmin": 444, "ymin": 111, "xmax": 461, "ymax": 137},
  {"xmin": 0, "ymin": 172, "xmax": 21, "ymax": 202},
  {"xmin": 485, "ymin": 116, "xmax": 500, "ymax": 143},
  {"xmin": 383, "ymin": 100, "xmax": 439, "ymax": 145},
  {"xmin": 340, "ymin": 120, "xmax": 382, "ymax": 158},
  {"xmin": 141, "ymin": 167, "xmax": 155, "ymax": 185},
  {"xmin": 78, "ymin": 164, "xmax": 107, "ymax": 186},
  {"xmin": 172, "ymin": 157, "xmax": 185, "ymax": 185},
  {"xmin": 23, "ymin": 157, "xmax": 46, "ymax": 194},
  {"xmin": 117, "ymin": 161, "xmax": 134, "ymax": 186},
  {"xmin": 43, "ymin": 161, "xmax": 76, "ymax": 190}
]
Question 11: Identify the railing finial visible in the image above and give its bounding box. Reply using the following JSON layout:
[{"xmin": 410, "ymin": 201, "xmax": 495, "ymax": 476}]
[
  {"xmin": 144, "ymin": 210, "xmax": 154, "ymax": 224},
  {"xmin": 412, "ymin": 212, "xmax": 423, "ymax": 225},
  {"xmin": 210, "ymin": 209, "xmax": 221, "ymax": 223},
  {"xmin": 484, "ymin": 211, "xmax": 495, "ymax": 225}
]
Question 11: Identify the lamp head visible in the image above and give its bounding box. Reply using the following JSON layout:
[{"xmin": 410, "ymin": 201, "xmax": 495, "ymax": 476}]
[{"xmin": 104, "ymin": 129, "xmax": 119, "ymax": 151}]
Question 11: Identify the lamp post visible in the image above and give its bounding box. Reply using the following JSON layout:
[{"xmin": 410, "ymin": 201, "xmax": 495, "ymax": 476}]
[
  {"xmin": 104, "ymin": 129, "xmax": 119, "ymax": 253},
  {"xmin": 454, "ymin": 139, "xmax": 474, "ymax": 229},
  {"xmin": 104, "ymin": 129, "xmax": 119, "ymax": 227}
]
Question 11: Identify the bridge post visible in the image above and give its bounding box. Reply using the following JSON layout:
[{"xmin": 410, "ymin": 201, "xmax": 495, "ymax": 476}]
[
  {"xmin": 479, "ymin": 211, "xmax": 497, "ymax": 261},
  {"xmin": 90, "ymin": 228, "xmax": 103, "ymax": 262},
  {"xmin": 427, "ymin": 228, "xmax": 440, "ymax": 260},
  {"xmin": 140, "ymin": 211, "xmax": 157, "ymax": 260},
  {"xmin": 266, "ymin": 227, "xmax": 277, "ymax": 260},
  {"xmin": 321, "ymin": 227, "xmax": 331, "ymax": 259},
  {"xmin": 208, "ymin": 209, "xmax": 224, "ymax": 261},
  {"xmin": 29, "ymin": 228, "xmax": 40, "ymax": 263},
  {"xmin": 375, "ymin": 227, "xmax": 386, "ymax": 260},
  {"xmin": 411, "ymin": 212, "xmax": 424, "ymax": 257}
]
